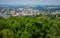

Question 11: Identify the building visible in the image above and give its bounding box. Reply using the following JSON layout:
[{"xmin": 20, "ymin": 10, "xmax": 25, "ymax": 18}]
[{"xmin": 52, "ymin": 11, "xmax": 60, "ymax": 14}]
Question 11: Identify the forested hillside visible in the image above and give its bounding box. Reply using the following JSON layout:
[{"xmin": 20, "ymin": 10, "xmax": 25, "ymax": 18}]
[{"xmin": 0, "ymin": 15, "xmax": 60, "ymax": 38}]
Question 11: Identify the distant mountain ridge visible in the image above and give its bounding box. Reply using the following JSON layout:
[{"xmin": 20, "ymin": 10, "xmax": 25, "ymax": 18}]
[
  {"xmin": 0, "ymin": 5, "xmax": 60, "ymax": 7},
  {"xmin": 0, "ymin": 5, "xmax": 60, "ymax": 10}
]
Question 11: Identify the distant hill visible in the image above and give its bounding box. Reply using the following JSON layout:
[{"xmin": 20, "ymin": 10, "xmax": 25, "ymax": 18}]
[{"xmin": 0, "ymin": 5, "xmax": 60, "ymax": 10}]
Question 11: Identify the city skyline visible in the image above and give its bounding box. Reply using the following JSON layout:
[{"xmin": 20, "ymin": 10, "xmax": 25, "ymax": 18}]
[{"xmin": 0, "ymin": 0, "xmax": 60, "ymax": 5}]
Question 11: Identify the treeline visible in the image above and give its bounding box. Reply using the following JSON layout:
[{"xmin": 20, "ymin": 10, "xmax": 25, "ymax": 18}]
[{"xmin": 0, "ymin": 15, "xmax": 60, "ymax": 38}]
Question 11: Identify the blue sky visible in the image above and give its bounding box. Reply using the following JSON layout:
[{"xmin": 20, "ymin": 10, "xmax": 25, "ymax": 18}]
[{"xmin": 0, "ymin": 0, "xmax": 60, "ymax": 5}]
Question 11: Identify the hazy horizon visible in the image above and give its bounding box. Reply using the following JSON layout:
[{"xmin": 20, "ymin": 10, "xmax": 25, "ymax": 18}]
[{"xmin": 0, "ymin": 0, "xmax": 60, "ymax": 5}]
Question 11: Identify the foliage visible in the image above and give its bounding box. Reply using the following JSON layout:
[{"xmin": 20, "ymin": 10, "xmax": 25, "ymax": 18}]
[{"xmin": 0, "ymin": 15, "xmax": 60, "ymax": 38}]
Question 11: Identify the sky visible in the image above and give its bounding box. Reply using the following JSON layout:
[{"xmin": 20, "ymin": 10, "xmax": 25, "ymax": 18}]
[{"xmin": 0, "ymin": 0, "xmax": 60, "ymax": 5}]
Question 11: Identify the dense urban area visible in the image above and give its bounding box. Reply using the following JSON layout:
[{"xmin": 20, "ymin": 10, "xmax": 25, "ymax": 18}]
[
  {"xmin": 0, "ymin": 5, "xmax": 60, "ymax": 18},
  {"xmin": 0, "ymin": 5, "xmax": 60, "ymax": 38}
]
